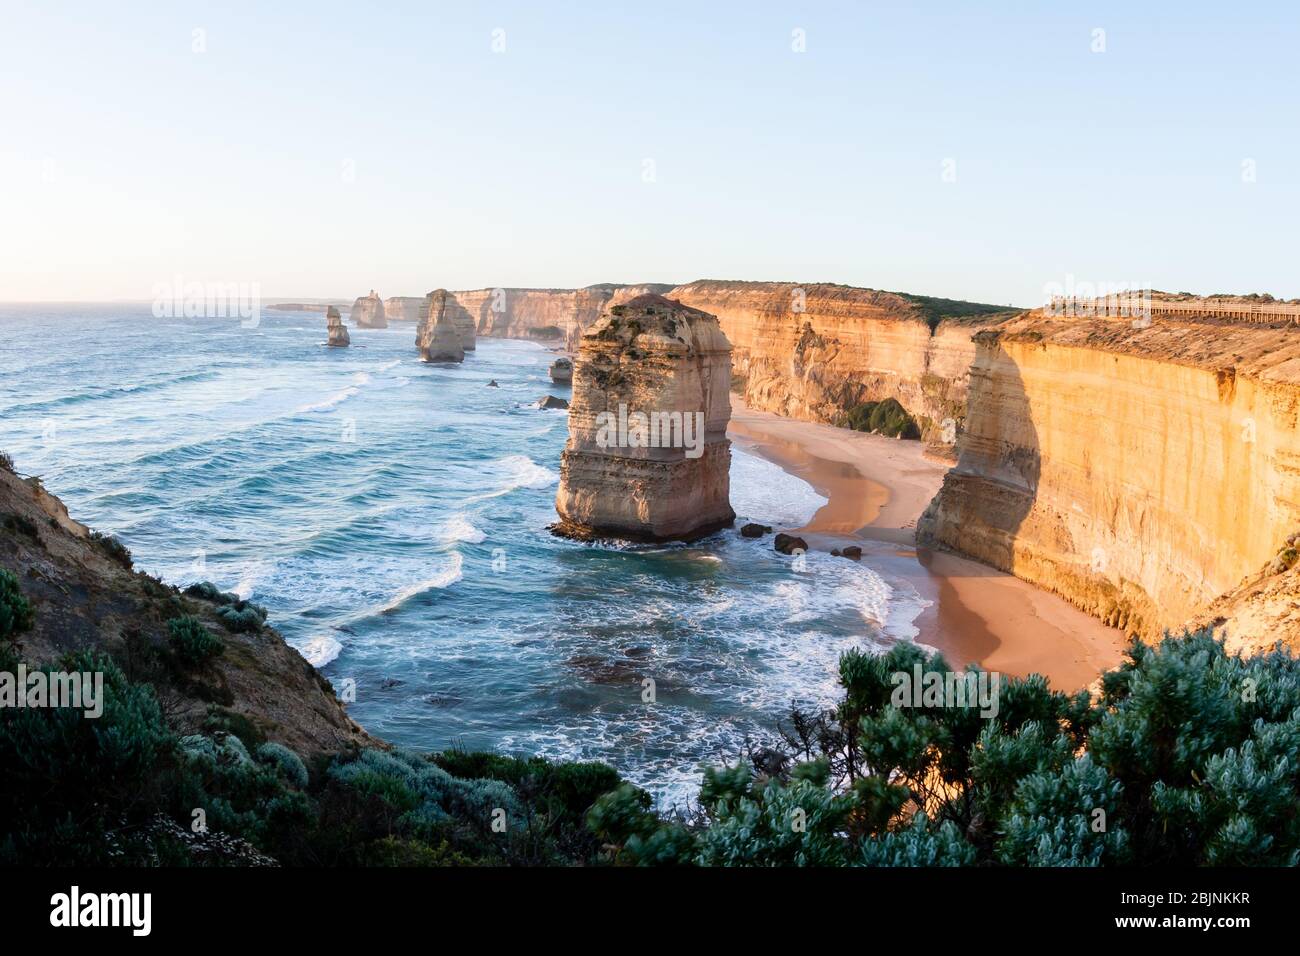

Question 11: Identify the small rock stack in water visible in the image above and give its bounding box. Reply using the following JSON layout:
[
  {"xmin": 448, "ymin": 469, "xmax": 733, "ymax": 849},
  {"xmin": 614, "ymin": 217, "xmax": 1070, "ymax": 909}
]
[
  {"xmin": 416, "ymin": 289, "xmax": 466, "ymax": 363},
  {"xmin": 555, "ymin": 294, "xmax": 735, "ymax": 541},
  {"xmin": 350, "ymin": 290, "xmax": 388, "ymax": 328},
  {"xmin": 326, "ymin": 306, "xmax": 350, "ymax": 347}
]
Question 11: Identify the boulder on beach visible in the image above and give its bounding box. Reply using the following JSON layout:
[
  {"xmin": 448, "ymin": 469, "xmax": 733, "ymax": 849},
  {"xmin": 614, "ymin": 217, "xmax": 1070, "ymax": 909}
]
[
  {"xmin": 774, "ymin": 533, "xmax": 808, "ymax": 555},
  {"xmin": 326, "ymin": 306, "xmax": 350, "ymax": 347},
  {"xmin": 840, "ymin": 545, "xmax": 862, "ymax": 560}
]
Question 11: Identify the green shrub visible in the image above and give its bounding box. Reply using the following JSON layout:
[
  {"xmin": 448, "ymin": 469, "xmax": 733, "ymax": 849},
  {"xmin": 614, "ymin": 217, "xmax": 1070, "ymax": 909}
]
[
  {"xmin": 89, "ymin": 530, "xmax": 132, "ymax": 568},
  {"xmin": 844, "ymin": 397, "xmax": 921, "ymax": 439},
  {"xmin": 0, "ymin": 651, "xmax": 174, "ymax": 864},
  {"xmin": 0, "ymin": 569, "xmax": 34, "ymax": 642},
  {"xmin": 168, "ymin": 616, "xmax": 225, "ymax": 667},
  {"xmin": 257, "ymin": 742, "xmax": 309, "ymax": 788},
  {"xmin": 183, "ymin": 582, "xmax": 268, "ymax": 632},
  {"xmin": 0, "ymin": 451, "xmax": 14, "ymax": 472}
]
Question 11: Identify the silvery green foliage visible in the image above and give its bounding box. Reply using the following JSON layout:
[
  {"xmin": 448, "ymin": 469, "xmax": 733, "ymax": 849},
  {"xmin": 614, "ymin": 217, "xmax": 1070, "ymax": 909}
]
[
  {"xmin": 256, "ymin": 741, "xmax": 309, "ymax": 788},
  {"xmin": 329, "ymin": 747, "xmax": 523, "ymax": 834},
  {"xmin": 997, "ymin": 753, "xmax": 1128, "ymax": 866},
  {"xmin": 855, "ymin": 814, "xmax": 977, "ymax": 867},
  {"xmin": 693, "ymin": 766, "xmax": 856, "ymax": 867}
]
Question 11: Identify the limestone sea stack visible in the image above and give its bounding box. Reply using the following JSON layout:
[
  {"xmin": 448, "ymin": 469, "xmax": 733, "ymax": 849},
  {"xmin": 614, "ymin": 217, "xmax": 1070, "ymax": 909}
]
[
  {"xmin": 350, "ymin": 290, "xmax": 388, "ymax": 328},
  {"xmin": 550, "ymin": 357, "xmax": 573, "ymax": 384},
  {"xmin": 417, "ymin": 290, "xmax": 465, "ymax": 363},
  {"xmin": 554, "ymin": 294, "xmax": 735, "ymax": 542},
  {"xmin": 326, "ymin": 306, "xmax": 350, "ymax": 347}
]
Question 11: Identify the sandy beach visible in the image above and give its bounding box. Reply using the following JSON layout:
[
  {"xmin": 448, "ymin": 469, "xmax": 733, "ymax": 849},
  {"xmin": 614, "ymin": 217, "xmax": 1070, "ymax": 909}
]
[{"xmin": 728, "ymin": 397, "xmax": 1126, "ymax": 691}]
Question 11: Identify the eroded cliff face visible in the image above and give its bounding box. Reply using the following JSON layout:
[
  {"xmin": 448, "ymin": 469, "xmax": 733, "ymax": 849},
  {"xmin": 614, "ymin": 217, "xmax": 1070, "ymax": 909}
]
[
  {"xmin": 918, "ymin": 312, "xmax": 1300, "ymax": 649},
  {"xmin": 555, "ymin": 294, "xmax": 734, "ymax": 542},
  {"xmin": 326, "ymin": 306, "xmax": 350, "ymax": 347},
  {"xmin": 667, "ymin": 281, "xmax": 1011, "ymax": 453},
  {"xmin": 455, "ymin": 285, "xmax": 675, "ymax": 350},
  {"xmin": 0, "ymin": 465, "xmax": 369, "ymax": 758},
  {"xmin": 417, "ymin": 290, "xmax": 465, "ymax": 363},
  {"xmin": 350, "ymin": 290, "xmax": 388, "ymax": 328},
  {"xmin": 384, "ymin": 296, "xmax": 424, "ymax": 322}
]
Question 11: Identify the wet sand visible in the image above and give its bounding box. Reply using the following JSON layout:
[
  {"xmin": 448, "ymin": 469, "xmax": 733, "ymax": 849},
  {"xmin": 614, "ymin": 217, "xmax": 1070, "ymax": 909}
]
[{"xmin": 728, "ymin": 398, "xmax": 1126, "ymax": 691}]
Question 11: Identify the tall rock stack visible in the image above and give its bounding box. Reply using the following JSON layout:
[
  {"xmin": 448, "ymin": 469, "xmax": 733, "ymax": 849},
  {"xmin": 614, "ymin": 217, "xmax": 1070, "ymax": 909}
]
[
  {"xmin": 554, "ymin": 294, "xmax": 735, "ymax": 541},
  {"xmin": 350, "ymin": 290, "xmax": 388, "ymax": 328},
  {"xmin": 326, "ymin": 306, "xmax": 350, "ymax": 347},
  {"xmin": 417, "ymin": 289, "xmax": 466, "ymax": 363}
]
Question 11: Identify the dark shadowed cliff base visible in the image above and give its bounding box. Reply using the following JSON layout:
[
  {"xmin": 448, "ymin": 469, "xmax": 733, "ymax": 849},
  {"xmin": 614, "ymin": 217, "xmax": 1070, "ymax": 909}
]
[{"xmin": 727, "ymin": 397, "xmax": 1125, "ymax": 691}]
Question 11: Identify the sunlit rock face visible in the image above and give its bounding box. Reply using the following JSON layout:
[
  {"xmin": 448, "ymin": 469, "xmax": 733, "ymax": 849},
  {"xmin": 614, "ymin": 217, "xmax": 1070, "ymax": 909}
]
[
  {"xmin": 416, "ymin": 289, "xmax": 475, "ymax": 352},
  {"xmin": 554, "ymin": 294, "xmax": 735, "ymax": 542},
  {"xmin": 326, "ymin": 306, "xmax": 350, "ymax": 347},
  {"xmin": 918, "ymin": 310, "xmax": 1300, "ymax": 650},
  {"xmin": 350, "ymin": 290, "xmax": 387, "ymax": 328},
  {"xmin": 549, "ymin": 357, "xmax": 573, "ymax": 384},
  {"xmin": 384, "ymin": 296, "xmax": 423, "ymax": 322},
  {"xmin": 416, "ymin": 290, "xmax": 465, "ymax": 363}
]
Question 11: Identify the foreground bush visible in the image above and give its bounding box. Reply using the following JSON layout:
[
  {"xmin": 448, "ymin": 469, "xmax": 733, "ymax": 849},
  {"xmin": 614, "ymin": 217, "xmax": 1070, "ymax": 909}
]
[
  {"xmin": 0, "ymin": 569, "xmax": 34, "ymax": 642},
  {"xmin": 592, "ymin": 630, "xmax": 1300, "ymax": 866},
  {"xmin": 167, "ymin": 616, "xmax": 225, "ymax": 667}
]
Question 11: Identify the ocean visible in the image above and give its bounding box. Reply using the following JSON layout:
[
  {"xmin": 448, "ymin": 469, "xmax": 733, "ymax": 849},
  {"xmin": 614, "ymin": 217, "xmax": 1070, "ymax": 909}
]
[{"xmin": 0, "ymin": 304, "xmax": 924, "ymax": 805}]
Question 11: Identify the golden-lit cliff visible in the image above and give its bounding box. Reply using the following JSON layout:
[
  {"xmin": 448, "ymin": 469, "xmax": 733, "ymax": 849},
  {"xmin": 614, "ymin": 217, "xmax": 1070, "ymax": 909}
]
[{"xmin": 919, "ymin": 311, "xmax": 1300, "ymax": 649}]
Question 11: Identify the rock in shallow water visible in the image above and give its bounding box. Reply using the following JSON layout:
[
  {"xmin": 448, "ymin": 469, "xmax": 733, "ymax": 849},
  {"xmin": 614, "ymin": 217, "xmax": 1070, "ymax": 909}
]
[
  {"xmin": 774, "ymin": 533, "xmax": 808, "ymax": 555},
  {"xmin": 416, "ymin": 289, "xmax": 465, "ymax": 363},
  {"xmin": 537, "ymin": 395, "xmax": 569, "ymax": 410},
  {"xmin": 740, "ymin": 523, "xmax": 773, "ymax": 538},
  {"xmin": 326, "ymin": 306, "xmax": 350, "ymax": 347},
  {"xmin": 554, "ymin": 294, "xmax": 735, "ymax": 542}
]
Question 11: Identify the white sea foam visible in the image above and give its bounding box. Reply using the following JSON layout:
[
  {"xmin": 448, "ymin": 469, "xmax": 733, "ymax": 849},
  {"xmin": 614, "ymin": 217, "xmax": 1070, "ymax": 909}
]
[
  {"xmin": 298, "ymin": 633, "xmax": 343, "ymax": 667},
  {"xmin": 730, "ymin": 447, "xmax": 827, "ymax": 528},
  {"xmin": 437, "ymin": 515, "xmax": 486, "ymax": 545},
  {"xmin": 376, "ymin": 553, "xmax": 464, "ymax": 614},
  {"xmin": 295, "ymin": 385, "xmax": 360, "ymax": 414},
  {"xmin": 466, "ymin": 455, "xmax": 559, "ymax": 502}
]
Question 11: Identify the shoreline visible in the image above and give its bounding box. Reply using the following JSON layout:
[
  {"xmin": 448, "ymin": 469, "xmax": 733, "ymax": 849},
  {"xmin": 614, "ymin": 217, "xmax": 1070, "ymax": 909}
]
[{"xmin": 727, "ymin": 397, "xmax": 1127, "ymax": 691}]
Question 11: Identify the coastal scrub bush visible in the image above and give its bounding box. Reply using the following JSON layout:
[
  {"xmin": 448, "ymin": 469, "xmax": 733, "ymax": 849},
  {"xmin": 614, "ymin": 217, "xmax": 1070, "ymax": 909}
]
[
  {"xmin": 0, "ymin": 450, "xmax": 14, "ymax": 472},
  {"xmin": 844, "ymin": 398, "xmax": 921, "ymax": 439},
  {"xmin": 183, "ymin": 581, "xmax": 269, "ymax": 632},
  {"xmin": 89, "ymin": 529, "xmax": 133, "ymax": 568},
  {"xmin": 589, "ymin": 629, "xmax": 1300, "ymax": 867},
  {"xmin": 0, "ymin": 568, "xmax": 34, "ymax": 641},
  {"xmin": 0, "ymin": 651, "xmax": 174, "ymax": 864},
  {"xmin": 167, "ymin": 615, "xmax": 225, "ymax": 667},
  {"xmin": 257, "ymin": 741, "xmax": 310, "ymax": 788}
]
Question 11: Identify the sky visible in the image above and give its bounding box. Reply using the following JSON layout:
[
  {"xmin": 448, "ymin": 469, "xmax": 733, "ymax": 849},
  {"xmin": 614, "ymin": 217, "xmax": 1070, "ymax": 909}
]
[{"xmin": 1, "ymin": 0, "xmax": 1297, "ymax": 305}]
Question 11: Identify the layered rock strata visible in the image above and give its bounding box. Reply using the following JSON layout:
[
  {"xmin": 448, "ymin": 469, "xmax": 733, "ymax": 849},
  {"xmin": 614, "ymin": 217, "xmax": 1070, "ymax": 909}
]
[
  {"xmin": 326, "ymin": 306, "xmax": 350, "ymax": 347},
  {"xmin": 550, "ymin": 357, "xmax": 573, "ymax": 384},
  {"xmin": 384, "ymin": 296, "xmax": 424, "ymax": 322},
  {"xmin": 554, "ymin": 294, "xmax": 735, "ymax": 542},
  {"xmin": 350, "ymin": 290, "xmax": 388, "ymax": 328},
  {"xmin": 917, "ymin": 310, "xmax": 1300, "ymax": 650},
  {"xmin": 416, "ymin": 290, "xmax": 465, "ymax": 363}
]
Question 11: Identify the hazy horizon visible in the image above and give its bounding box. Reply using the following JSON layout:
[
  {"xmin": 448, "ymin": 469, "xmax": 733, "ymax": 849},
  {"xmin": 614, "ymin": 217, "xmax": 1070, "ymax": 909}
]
[{"xmin": 2, "ymin": 0, "xmax": 1296, "ymax": 305}]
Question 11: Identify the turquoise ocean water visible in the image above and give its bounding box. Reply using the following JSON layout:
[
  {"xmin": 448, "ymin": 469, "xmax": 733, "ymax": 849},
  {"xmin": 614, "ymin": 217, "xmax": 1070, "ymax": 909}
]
[{"xmin": 0, "ymin": 305, "xmax": 925, "ymax": 804}]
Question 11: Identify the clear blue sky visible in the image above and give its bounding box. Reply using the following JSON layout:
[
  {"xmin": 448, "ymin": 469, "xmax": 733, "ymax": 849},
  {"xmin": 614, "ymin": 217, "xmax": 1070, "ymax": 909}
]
[{"xmin": 1, "ymin": 0, "xmax": 1296, "ymax": 305}]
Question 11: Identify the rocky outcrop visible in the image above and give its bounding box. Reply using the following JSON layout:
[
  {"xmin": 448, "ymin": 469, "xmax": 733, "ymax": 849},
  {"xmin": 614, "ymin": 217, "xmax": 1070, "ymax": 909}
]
[
  {"xmin": 326, "ymin": 306, "xmax": 350, "ymax": 347},
  {"xmin": 550, "ymin": 357, "xmax": 573, "ymax": 384},
  {"xmin": 453, "ymin": 280, "xmax": 1009, "ymax": 456},
  {"xmin": 350, "ymin": 290, "xmax": 387, "ymax": 328},
  {"xmin": 416, "ymin": 290, "xmax": 465, "ymax": 363},
  {"xmin": 554, "ymin": 294, "xmax": 735, "ymax": 542},
  {"xmin": 454, "ymin": 284, "xmax": 676, "ymax": 351},
  {"xmin": 0, "ymin": 465, "xmax": 369, "ymax": 758},
  {"xmin": 384, "ymin": 296, "xmax": 424, "ymax": 322},
  {"xmin": 918, "ymin": 310, "xmax": 1300, "ymax": 651},
  {"xmin": 666, "ymin": 281, "xmax": 1012, "ymax": 455}
]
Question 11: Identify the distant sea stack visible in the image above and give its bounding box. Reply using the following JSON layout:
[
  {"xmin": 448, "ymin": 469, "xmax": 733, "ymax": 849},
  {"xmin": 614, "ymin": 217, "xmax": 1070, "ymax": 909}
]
[
  {"xmin": 554, "ymin": 294, "xmax": 735, "ymax": 542},
  {"xmin": 350, "ymin": 290, "xmax": 388, "ymax": 328},
  {"xmin": 417, "ymin": 290, "xmax": 465, "ymax": 363},
  {"xmin": 549, "ymin": 357, "xmax": 573, "ymax": 384},
  {"xmin": 326, "ymin": 306, "xmax": 350, "ymax": 347}
]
